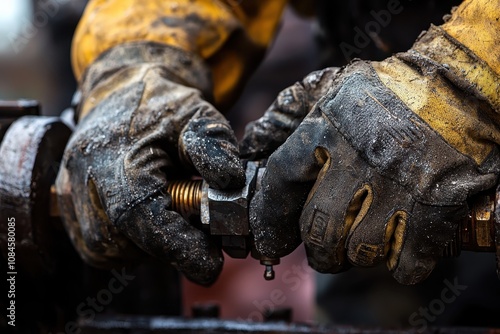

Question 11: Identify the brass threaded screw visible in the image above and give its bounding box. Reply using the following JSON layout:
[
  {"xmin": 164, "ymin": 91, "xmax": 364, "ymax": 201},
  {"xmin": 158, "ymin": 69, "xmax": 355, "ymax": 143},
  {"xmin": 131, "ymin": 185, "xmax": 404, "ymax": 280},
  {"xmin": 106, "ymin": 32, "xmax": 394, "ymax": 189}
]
[{"xmin": 167, "ymin": 180, "xmax": 202, "ymax": 218}]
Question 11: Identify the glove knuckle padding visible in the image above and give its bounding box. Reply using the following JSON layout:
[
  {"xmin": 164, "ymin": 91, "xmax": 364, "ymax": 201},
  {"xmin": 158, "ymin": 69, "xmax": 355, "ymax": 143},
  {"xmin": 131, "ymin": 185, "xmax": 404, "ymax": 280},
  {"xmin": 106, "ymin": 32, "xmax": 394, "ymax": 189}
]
[
  {"xmin": 321, "ymin": 63, "xmax": 494, "ymax": 205},
  {"xmin": 296, "ymin": 61, "xmax": 498, "ymax": 283}
]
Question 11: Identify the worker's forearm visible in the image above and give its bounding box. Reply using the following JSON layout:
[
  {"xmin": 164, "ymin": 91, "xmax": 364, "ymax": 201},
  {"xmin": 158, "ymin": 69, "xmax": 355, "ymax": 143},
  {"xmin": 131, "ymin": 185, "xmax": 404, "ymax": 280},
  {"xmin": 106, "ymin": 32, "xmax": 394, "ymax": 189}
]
[
  {"xmin": 442, "ymin": 0, "xmax": 500, "ymax": 77},
  {"xmin": 72, "ymin": 0, "xmax": 288, "ymax": 110},
  {"xmin": 415, "ymin": 0, "xmax": 500, "ymax": 113},
  {"xmin": 373, "ymin": 0, "xmax": 500, "ymax": 166}
]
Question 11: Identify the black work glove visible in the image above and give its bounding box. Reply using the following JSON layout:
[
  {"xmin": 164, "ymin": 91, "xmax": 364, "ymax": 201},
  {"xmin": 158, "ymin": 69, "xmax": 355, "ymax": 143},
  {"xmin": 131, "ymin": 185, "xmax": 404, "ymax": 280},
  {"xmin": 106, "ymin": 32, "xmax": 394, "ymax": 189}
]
[
  {"xmin": 246, "ymin": 25, "xmax": 500, "ymax": 284},
  {"xmin": 56, "ymin": 43, "xmax": 245, "ymax": 285},
  {"xmin": 240, "ymin": 68, "xmax": 340, "ymax": 160}
]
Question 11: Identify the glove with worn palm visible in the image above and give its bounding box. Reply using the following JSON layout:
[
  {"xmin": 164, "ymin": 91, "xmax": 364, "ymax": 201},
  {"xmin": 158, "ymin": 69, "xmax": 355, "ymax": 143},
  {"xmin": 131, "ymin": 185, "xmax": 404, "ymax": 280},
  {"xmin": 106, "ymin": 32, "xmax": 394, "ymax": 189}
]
[
  {"xmin": 56, "ymin": 42, "xmax": 245, "ymax": 285},
  {"xmin": 246, "ymin": 1, "xmax": 500, "ymax": 284}
]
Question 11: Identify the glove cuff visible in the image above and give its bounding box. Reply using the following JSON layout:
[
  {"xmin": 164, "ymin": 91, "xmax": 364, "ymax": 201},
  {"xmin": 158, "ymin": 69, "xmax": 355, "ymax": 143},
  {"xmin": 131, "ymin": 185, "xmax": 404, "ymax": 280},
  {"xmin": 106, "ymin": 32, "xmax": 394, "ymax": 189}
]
[
  {"xmin": 373, "ymin": 25, "xmax": 500, "ymax": 166},
  {"xmin": 78, "ymin": 42, "xmax": 213, "ymax": 120},
  {"xmin": 412, "ymin": 25, "xmax": 500, "ymax": 114}
]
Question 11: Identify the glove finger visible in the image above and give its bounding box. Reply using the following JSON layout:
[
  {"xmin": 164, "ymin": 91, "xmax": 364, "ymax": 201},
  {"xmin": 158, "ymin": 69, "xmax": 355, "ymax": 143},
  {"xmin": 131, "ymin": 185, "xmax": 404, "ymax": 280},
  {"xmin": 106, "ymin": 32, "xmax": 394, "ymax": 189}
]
[
  {"xmin": 298, "ymin": 134, "xmax": 372, "ymax": 273},
  {"xmin": 181, "ymin": 103, "xmax": 245, "ymax": 190},
  {"xmin": 240, "ymin": 83, "xmax": 309, "ymax": 160},
  {"xmin": 345, "ymin": 179, "xmax": 410, "ymax": 267},
  {"xmin": 116, "ymin": 192, "xmax": 224, "ymax": 286},
  {"xmin": 390, "ymin": 203, "xmax": 464, "ymax": 285},
  {"xmin": 240, "ymin": 68, "xmax": 340, "ymax": 159},
  {"xmin": 250, "ymin": 119, "xmax": 325, "ymax": 259}
]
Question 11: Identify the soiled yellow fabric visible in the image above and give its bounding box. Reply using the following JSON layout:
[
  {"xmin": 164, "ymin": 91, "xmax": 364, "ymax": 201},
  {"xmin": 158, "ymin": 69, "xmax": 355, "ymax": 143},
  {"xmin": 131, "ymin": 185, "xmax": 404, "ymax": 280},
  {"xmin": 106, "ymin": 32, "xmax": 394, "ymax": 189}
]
[
  {"xmin": 72, "ymin": 0, "xmax": 288, "ymax": 109},
  {"xmin": 412, "ymin": 26, "xmax": 500, "ymax": 114},
  {"xmin": 374, "ymin": 0, "xmax": 500, "ymax": 165},
  {"xmin": 442, "ymin": 0, "xmax": 500, "ymax": 76},
  {"xmin": 375, "ymin": 57, "xmax": 500, "ymax": 165}
]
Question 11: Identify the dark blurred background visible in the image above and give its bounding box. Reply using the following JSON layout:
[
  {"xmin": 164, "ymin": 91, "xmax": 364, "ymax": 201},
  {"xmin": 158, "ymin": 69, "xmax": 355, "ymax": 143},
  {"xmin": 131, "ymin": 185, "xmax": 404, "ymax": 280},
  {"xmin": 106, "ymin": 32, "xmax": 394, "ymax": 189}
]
[{"xmin": 0, "ymin": 0, "xmax": 86, "ymax": 115}]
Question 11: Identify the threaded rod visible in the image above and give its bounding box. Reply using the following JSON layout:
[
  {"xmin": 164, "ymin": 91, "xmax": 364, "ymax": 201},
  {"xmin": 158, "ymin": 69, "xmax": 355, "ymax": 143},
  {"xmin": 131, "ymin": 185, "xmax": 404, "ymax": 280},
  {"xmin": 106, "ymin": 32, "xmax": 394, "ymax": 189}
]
[{"xmin": 167, "ymin": 180, "xmax": 203, "ymax": 218}]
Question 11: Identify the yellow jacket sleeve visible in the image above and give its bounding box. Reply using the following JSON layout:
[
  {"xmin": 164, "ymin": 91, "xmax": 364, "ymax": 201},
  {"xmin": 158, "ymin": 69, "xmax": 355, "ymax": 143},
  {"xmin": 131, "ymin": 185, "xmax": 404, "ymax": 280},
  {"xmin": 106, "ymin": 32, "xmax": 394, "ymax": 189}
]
[
  {"xmin": 373, "ymin": 0, "xmax": 500, "ymax": 165},
  {"xmin": 72, "ymin": 0, "xmax": 288, "ymax": 110}
]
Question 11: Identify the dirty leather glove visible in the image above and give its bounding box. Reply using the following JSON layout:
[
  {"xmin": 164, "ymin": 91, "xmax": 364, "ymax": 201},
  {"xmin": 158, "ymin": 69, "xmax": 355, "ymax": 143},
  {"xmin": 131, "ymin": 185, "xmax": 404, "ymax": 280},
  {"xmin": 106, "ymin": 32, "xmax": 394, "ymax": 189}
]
[
  {"xmin": 250, "ymin": 2, "xmax": 500, "ymax": 284},
  {"xmin": 56, "ymin": 43, "xmax": 245, "ymax": 285},
  {"xmin": 240, "ymin": 67, "xmax": 340, "ymax": 159}
]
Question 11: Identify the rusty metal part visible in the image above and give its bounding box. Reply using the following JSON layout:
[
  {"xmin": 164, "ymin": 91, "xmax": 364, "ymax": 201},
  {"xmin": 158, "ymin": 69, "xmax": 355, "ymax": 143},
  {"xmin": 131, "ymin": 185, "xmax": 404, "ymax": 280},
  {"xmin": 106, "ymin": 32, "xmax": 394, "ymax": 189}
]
[
  {"xmin": 201, "ymin": 161, "xmax": 260, "ymax": 258},
  {"xmin": 50, "ymin": 184, "xmax": 60, "ymax": 217},
  {"xmin": 443, "ymin": 190, "xmax": 497, "ymax": 258},
  {"xmin": 0, "ymin": 116, "xmax": 72, "ymax": 277},
  {"xmin": 463, "ymin": 192, "xmax": 496, "ymax": 251}
]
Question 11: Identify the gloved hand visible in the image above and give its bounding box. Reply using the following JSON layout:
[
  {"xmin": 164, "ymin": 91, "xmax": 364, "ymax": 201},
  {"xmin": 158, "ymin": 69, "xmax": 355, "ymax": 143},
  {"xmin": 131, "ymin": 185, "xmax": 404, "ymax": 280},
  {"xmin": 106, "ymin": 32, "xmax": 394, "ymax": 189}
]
[
  {"xmin": 57, "ymin": 0, "xmax": 294, "ymax": 286},
  {"xmin": 247, "ymin": 1, "xmax": 500, "ymax": 284},
  {"xmin": 56, "ymin": 42, "xmax": 245, "ymax": 285},
  {"xmin": 240, "ymin": 67, "xmax": 340, "ymax": 159}
]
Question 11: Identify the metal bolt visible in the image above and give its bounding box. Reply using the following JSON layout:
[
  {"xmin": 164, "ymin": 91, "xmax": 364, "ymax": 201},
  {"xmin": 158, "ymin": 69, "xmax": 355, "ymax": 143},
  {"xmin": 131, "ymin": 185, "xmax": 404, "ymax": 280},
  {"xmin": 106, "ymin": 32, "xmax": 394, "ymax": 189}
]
[
  {"xmin": 166, "ymin": 179, "xmax": 202, "ymax": 219},
  {"xmin": 264, "ymin": 265, "xmax": 275, "ymax": 281},
  {"xmin": 260, "ymin": 257, "xmax": 280, "ymax": 281}
]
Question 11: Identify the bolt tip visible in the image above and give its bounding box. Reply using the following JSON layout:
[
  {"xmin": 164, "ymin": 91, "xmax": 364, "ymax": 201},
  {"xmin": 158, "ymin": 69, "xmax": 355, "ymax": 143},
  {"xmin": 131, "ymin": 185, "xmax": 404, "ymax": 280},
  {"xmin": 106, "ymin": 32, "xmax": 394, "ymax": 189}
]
[{"xmin": 264, "ymin": 265, "xmax": 275, "ymax": 280}]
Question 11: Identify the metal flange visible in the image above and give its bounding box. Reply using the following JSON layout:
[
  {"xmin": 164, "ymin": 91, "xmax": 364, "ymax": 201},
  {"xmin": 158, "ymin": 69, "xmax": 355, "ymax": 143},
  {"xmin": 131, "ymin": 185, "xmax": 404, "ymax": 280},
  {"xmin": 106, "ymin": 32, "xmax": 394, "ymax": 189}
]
[{"xmin": 0, "ymin": 116, "xmax": 72, "ymax": 276}]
